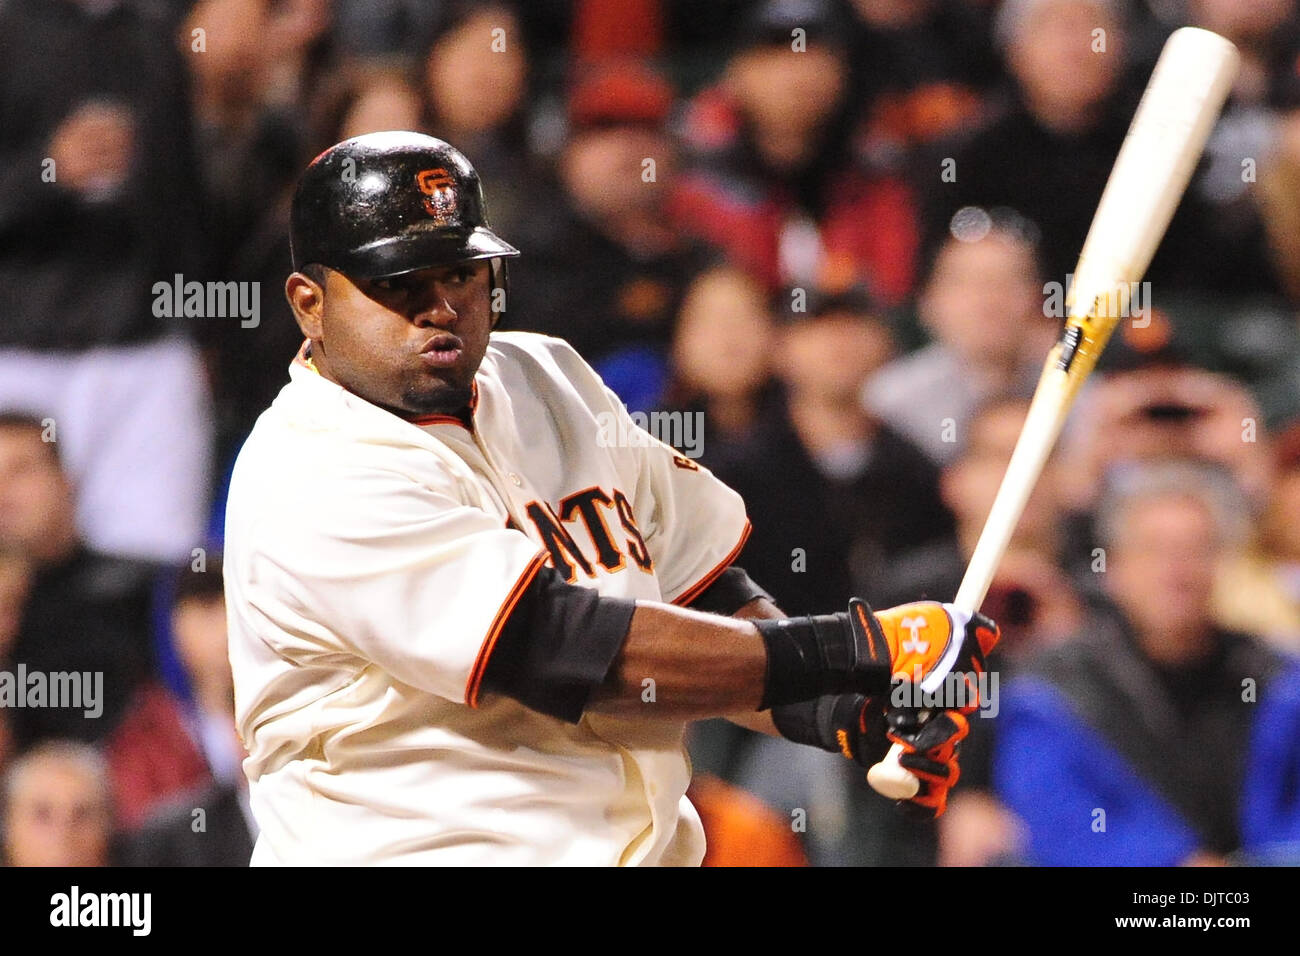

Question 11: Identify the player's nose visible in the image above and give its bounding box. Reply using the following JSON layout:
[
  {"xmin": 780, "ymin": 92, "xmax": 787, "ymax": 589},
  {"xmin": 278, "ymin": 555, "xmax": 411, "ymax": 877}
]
[{"xmin": 409, "ymin": 285, "xmax": 458, "ymax": 328}]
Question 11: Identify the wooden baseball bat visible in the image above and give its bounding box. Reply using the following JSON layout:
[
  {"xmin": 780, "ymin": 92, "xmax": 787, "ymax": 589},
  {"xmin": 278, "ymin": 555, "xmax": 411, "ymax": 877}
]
[{"xmin": 866, "ymin": 27, "xmax": 1241, "ymax": 800}]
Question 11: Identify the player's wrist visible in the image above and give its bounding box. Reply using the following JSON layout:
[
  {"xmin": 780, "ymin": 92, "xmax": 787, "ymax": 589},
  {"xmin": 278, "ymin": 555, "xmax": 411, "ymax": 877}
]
[{"xmin": 754, "ymin": 607, "xmax": 891, "ymax": 709}]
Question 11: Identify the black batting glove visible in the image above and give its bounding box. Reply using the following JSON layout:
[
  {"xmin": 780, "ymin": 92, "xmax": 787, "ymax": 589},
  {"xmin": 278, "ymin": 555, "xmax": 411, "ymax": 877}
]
[{"xmin": 770, "ymin": 692, "xmax": 892, "ymax": 767}]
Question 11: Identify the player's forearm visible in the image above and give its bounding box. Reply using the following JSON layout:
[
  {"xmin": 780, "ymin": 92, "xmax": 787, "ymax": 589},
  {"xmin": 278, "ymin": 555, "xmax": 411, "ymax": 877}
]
[
  {"xmin": 725, "ymin": 597, "xmax": 784, "ymax": 735},
  {"xmin": 482, "ymin": 564, "xmax": 890, "ymax": 724},
  {"xmin": 587, "ymin": 602, "xmax": 768, "ymax": 718},
  {"xmin": 589, "ymin": 595, "xmax": 889, "ymax": 725}
]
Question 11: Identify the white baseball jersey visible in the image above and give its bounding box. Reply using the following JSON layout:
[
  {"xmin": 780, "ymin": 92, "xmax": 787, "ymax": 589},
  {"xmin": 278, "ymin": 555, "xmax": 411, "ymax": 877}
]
[{"xmin": 224, "ymin": 331, "xmax": 751, "ymax": 865}]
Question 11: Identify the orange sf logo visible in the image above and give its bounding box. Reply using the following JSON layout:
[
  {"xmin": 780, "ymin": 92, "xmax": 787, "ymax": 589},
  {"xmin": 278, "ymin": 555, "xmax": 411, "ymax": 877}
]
[{"xmin": 416, "ymin": 168, "xmax": 457, "ymax": 223}]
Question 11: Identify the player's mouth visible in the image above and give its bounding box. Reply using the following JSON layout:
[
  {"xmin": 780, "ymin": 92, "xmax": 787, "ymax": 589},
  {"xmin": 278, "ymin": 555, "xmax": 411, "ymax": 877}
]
[{"xmin": 419, "ymin": 332, "xmax": 464, "ymax": 368}]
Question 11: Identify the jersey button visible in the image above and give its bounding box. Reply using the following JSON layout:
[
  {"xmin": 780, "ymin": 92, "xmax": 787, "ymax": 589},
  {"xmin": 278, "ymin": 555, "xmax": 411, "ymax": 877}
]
[{"xmin": 508, "ymin": 472, "xmax": 522, "ymax": 487}]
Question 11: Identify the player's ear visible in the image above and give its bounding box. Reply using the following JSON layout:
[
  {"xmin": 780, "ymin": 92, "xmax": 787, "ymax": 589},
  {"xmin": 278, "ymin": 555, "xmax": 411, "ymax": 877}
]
[{"xmin": 286, "ymin": 271, "xmax": 326, "ymax": 339}]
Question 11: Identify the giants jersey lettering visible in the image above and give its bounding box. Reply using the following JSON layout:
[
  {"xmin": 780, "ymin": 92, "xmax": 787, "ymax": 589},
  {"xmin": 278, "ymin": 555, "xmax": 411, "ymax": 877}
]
[{"xmin": 224, "ymin": 332, "xmax": 750, "ymax": 865}]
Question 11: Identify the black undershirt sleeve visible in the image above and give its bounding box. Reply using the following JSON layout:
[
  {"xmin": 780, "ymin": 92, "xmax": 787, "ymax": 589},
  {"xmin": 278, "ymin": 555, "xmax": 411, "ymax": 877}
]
[
  {"xmin": 479, "ymin": 565, "xmax": 636, "ymax": 723},
  {"xmin": 685, "ymin": 565, "xmax": 776, "ymax": 617}
]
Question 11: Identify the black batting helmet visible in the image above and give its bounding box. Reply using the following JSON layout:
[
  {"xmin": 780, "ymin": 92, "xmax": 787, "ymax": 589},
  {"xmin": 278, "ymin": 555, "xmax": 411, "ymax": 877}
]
[{"xmin": 290, "ymin": 131, "xmax": 519, "ymax": 318}]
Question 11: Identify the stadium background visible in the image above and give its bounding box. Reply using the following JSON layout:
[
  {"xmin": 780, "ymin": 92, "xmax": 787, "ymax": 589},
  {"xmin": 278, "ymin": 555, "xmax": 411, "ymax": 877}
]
[{"xmin": 2, "ymin": 0, "xmax": 1300, "ymax": 866}]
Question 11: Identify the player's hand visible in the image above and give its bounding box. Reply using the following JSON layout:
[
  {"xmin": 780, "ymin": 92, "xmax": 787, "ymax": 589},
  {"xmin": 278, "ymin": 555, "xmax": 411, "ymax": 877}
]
[
  {"xmin": 869, "ymin": 604, "xmax": 997, "ymax": 819},
  {"xmin": 777, "ymin": 688, "xmax": 974, "ymax": 819},
  {"xmin": 885, "ymin": 708, "xmax": 970, "ymax": 819},
  {"xmin": 814, "ymin": 693, "xmax": 892, "ymax": 768},
  {"xmin": 754, "ymin": 599, "xmax": 998, "ymax": 709},
  {"xmin": 852, "ymin": 599, "xmax": 1001, "ymax": 692}
]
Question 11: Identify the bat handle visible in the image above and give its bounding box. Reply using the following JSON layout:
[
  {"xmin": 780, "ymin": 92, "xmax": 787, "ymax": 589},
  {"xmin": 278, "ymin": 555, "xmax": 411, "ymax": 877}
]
[{"xmin": 867, "ymin": 742, "xmax": 920, "ymax": 799}]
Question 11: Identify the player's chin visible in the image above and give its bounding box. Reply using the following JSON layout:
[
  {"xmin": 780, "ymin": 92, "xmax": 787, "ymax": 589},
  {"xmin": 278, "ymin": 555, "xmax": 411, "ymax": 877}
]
[{"xmin": 402, "ymin": 376, "xmax": 474, "ymax": 416}]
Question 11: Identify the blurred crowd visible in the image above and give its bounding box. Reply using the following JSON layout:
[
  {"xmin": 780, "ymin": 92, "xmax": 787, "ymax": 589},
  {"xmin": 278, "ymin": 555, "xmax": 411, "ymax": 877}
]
[{"xmin": 2, "ymin": 0, "xmax": 1300, "ymax": 866}]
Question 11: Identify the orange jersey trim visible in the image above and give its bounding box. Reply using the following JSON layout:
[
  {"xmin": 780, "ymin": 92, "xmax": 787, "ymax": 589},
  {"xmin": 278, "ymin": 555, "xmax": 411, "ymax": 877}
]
[
  {"xmin": 410, "ymin": 380, "xmax": 478, "ymax": 430},
  {"xmin": 670, "ymin": 520, "xmax": 753, "ymax": 608},
  {"xmin": 465, "ymin": 550, "xmax": 549, "ymax": 708},
  {"xmin": 410, "ymin": 413, "xmax": 471, "ymax": 429}
]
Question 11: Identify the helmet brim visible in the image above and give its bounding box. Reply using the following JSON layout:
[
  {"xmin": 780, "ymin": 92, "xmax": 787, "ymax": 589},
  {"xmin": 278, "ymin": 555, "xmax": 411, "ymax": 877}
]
[{"xmin": 322, "ymin": 226, "xmax": 520, "ymax": 280}]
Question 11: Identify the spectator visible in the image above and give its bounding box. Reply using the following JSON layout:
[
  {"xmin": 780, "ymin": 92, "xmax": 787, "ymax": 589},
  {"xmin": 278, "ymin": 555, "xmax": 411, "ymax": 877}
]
[
  {"xmin": 1244, "ymin": 0, "xmax": 1300, "ymax": 305},
  {"xmin": 0, "ymin": 550, "xmax": 30, "ymax": 666},
  {"xmin": 1089, "ymin": 295, "xmax": 1300, "ymax": 434},
  {"xmin": 690, "ymin": 279, "xmax": 952, "ymax": 866},
  {"xmin": 1059, "ymin": 360, "xmax": 1274, "ymax": 515},
  {"xmin": 335, "ymin": 68, "xmax": 424, "ymax": 141},
  {"xmin": 1178, "ymin": 0, "xmax": 1300, "ymax": 304},
  {"xmin": 0, "ymin": 551, "xmax": 27, "ymax": 776},
  {"xmin": 0, "ymin": 414, "xmax": 154, "ymax": 746},
  {"xmin": 422, "ymin": 1, "xmax": 542, "ymax": 243},
  {"xmin": 2, "ymin": 741, "xmax": 115, "ymax": 867},
  {"xmin": 864, "ymin": 215, "xmax": 1057, "ymax": 464},
  {"xmin": 929, "ymin": 0, "xmax": 1285, "ymax": 300},
  {"xmin": 675, "ymin": 0, "xmax": 919, "ymax": 302},
  {"xmin": 333, "ymin": 0, "xmax": 444, "ymax": 62},
  {"xmin": 995, "ymin": 461, "xmax": 1300, "ymax": 865},
  {"xmin": 104, "ymin": 555, "xmax": 237, "ymax": 832},
  {"xmin": 184, "ymin": 0, "xmax": 333, "ymax": 268},
  {"xmin": 184, "ymin": 0, "xmax": 335, "ymax": 472},
  {"xmin": 936, "ymin": 787, "xmax": 1028, "ymax": 867},
  {"xmin": 122, "ymin": 554, "xmax": 256, "ymax": 865},
  {"xmin": 713, "ymin": 283, "xmax": 947, "ymax": 615},
  {"xmin": 847, "ymin": 0, "xmax": 1002, "ymax": 169},
  {"xmin": 508, "ymin": 60, "xmax": 711, "ymax": 369},
  {"xmin": 876, "ymin": 395, "xmax": 1085, "ymax": 653},
  {"xmin": 666, "ymin": 263, "xmax": 777, "ymax": 454},
  {"xmin": 0, "ymin": 0, "xmax": 215, "ymax": 563},
  {"xmin": 923, "ymin": 0, "xmax": 1130, "ymax": 287},
  {"xmin": 1215, "ymin": 422, "xmax": 1300, "ymax": 649}
]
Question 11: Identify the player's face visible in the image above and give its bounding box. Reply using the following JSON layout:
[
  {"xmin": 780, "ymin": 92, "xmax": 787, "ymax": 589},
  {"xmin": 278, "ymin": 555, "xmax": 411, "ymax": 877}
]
[{"xmin": 310, "ymin": 261, "xmax": 494, "ymax": 417}]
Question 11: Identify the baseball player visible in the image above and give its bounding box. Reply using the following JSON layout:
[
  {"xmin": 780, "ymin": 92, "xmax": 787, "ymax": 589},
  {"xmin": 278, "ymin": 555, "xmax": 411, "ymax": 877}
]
[{"xmin": 223, "ymin": 132, "xmax": 1000, "ymax": 865}]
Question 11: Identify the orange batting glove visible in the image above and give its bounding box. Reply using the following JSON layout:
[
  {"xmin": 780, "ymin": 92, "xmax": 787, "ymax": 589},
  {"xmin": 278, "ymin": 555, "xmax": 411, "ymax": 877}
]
[
  {"xmin": 868, "ymin": 602, "xmax": 998, "ymax": 819},
  {"xmin": 886, "ymin": 708, "xmax": 971, "ymax": 819},
  {"xmin": 862, "ymin": 601, "xmax": 1001, "ymax": 695}
]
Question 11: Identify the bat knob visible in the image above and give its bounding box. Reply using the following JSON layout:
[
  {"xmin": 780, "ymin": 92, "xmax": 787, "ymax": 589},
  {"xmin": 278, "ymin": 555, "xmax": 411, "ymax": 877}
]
[{"xmin": 867, "ymin": 742, "xmax": 920, "ymax": 800}]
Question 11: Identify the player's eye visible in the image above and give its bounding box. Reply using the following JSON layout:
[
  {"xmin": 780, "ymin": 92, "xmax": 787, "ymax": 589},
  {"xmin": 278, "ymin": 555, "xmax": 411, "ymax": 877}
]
[{"xmin": 371, "ymin": 277, "xmax": 410, "ymax": 294}]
